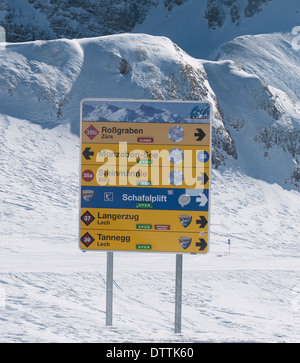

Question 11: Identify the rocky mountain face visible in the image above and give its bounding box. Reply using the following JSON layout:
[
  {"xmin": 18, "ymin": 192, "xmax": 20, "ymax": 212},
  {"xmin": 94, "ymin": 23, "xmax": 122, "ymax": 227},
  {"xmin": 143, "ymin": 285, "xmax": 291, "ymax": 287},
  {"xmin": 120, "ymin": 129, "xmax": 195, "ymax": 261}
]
[
  {"xmin": 204, "ymin": 0, "xmax": 272, "ymax": 29},
  {"xmin": 0, "ymin": 0, "xmax": 273, "ymax": 42}
]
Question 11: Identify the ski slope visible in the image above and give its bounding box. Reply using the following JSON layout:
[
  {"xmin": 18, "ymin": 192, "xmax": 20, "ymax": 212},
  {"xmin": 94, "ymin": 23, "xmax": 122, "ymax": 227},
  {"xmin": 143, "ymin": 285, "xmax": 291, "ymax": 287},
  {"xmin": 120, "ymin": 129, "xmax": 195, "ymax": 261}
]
[
  {"xmin": 0, "ymin": 115, "xmax": 299, "ymax": 342},
  {"xmin": 0, "ymin": 25, "xmax": 299, "ymax": 342}
]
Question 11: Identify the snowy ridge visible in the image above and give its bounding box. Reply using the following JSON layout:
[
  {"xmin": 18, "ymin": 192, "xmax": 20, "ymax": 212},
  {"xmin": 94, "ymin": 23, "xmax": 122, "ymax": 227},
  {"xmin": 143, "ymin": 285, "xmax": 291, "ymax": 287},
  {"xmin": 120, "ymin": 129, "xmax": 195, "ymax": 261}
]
[
  {"xmin": 203, "ymin": 59, "xmax": 300, "ymax": 187},
  {"xmin": 0, "ymin": 33, "xmax": 299, "ymax": 188}
]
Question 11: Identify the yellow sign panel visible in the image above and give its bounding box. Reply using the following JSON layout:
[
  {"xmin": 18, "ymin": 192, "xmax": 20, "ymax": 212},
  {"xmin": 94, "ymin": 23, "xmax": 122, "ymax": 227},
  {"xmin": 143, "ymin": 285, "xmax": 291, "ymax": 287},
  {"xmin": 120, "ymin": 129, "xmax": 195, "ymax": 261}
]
[
  {"xmin": 80, "ymin": 229, "xmax": 208, "ymax": 253},
  {"xmin": 82, "ymin": 143, "xmax": 210, "ymax": 167},
  {"xmin": 80, "ymin": 99, "xmax": 211, "ymax": 254},
  {"xmin": 81, "ymin": 164, "xmax": 209, "ymax": 189},
  {"xmin": 80, "ymin": 208, "xmax": 209, "ymax": 233},
  {"xmin": 82, "ymin": 121, "xmax": 210, "ymax": 146}
]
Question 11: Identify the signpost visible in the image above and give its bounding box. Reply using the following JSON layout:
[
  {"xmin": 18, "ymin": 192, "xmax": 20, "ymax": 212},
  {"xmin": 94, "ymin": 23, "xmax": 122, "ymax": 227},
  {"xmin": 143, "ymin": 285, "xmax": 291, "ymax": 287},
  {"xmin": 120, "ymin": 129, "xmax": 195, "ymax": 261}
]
[{"xmin": 79, "ymin": 99, "xmax": 211, "ymax": 332}]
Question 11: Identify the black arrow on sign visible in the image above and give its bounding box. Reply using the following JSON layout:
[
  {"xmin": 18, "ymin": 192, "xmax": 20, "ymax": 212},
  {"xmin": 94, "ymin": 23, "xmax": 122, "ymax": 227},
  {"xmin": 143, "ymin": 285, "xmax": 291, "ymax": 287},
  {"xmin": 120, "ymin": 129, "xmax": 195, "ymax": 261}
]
[
  {"xmin": 194, "ymin": 128, "xmax": 206, "ymax": 141},
  {"xmin": 196, "ymin": 238, "xmax": 207, "ymax": 251},
  {"xmin": 83, "ymin": 147, "xmax": 94, "ymax": 160},
  {"xmin": 197, "ymin": 172, "xmax": 209, "ymax": 185},
  {"xmin": 196, "ymin": 216, "xmax": 208, "ymax": 228}
]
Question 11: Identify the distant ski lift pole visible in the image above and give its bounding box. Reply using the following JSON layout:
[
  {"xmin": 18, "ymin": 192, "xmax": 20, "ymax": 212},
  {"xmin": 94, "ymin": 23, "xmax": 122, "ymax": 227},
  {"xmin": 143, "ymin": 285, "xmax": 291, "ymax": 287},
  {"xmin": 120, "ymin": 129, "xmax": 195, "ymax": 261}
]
[{"xmin": 228, "ymin": 239, "xmax": 231, "ymax": 255}]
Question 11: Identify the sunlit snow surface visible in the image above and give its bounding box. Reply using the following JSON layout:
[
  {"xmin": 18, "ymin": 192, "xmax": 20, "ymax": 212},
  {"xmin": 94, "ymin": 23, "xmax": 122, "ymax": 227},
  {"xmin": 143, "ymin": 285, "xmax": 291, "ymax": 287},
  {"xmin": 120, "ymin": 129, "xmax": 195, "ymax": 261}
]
[
  {"xmin": 0, "ymin": 14, "xmax": 299, "ymax": 341},
  {"xmin": 0, "ymin": 116, "xmax": 299, "ymax": 342}
]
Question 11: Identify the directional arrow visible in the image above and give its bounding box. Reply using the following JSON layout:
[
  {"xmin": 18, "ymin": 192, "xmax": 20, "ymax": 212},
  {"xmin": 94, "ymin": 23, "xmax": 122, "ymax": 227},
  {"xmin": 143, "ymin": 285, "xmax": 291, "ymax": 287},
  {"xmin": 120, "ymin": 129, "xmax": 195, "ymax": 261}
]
[
  {"xmin": 197, "ymin": 172, "xmax": 209, "ymax": 185},
  {"xmin": 82, "ymin": 147, "xmax": 94, "ymax": 160},
  {"xmin": 196, "ymin": 238, "xmax": 207, "ymax": 251},
  {"xmin": 196, "ymin": 193, "xmax": 208, "ymax": 206},
  {"xmin": 194, "ymin": 128, "xmax": 206, "ymax": 141},
  {"xmin": 196, "ymin": 216, "xmax": 208, "ymax": 228}
]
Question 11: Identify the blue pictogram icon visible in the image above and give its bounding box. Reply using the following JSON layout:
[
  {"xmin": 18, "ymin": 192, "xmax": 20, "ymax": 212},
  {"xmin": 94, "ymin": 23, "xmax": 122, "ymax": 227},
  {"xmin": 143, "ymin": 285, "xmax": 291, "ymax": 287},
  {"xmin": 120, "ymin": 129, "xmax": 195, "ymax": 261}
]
[{"xmin": 197, "ymin": 150, "xmax": 209, "ymax": 163}]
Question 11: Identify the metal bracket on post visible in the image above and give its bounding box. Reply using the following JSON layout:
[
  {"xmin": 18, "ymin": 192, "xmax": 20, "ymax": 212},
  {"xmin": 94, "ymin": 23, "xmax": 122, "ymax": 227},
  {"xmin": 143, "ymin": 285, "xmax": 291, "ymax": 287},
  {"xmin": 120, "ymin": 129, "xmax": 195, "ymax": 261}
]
[
  {"xmin": 175, "ymin": 253, "xmax": 183, "ymax": 334},
  {"xmin": 106, "ymin": 251, "xmax": 114, "ymax": 326}
]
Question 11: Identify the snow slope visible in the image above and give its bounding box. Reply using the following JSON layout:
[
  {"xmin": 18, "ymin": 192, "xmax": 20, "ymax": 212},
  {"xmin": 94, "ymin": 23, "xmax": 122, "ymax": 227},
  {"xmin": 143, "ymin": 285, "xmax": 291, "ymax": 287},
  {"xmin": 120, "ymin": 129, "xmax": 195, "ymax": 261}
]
[
  {"xmin": 203, "ymin": 59, "xmax": 300, "ymax": 187},
  {"xmin": 0, "ymin": 33, "xmax": 299, "ymax": 342},
  {"xmin": 0, "ymin": 115, "xmax": 299, "ymax": 342},
  {"xmin": 216, "ymin": 32, "xmax": 300, "ymax": 103}
]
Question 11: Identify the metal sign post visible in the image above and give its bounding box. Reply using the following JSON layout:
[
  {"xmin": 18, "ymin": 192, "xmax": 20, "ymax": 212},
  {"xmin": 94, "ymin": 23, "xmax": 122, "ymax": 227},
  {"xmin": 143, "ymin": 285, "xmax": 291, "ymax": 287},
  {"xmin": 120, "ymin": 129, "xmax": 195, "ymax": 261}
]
[
  {"xmin": 175, "ymin": 254, "xmax": 183, "ymax": 333},
  {"xmin": 106, "ymin": 251, "xmax": 114, "ymax": 326}
]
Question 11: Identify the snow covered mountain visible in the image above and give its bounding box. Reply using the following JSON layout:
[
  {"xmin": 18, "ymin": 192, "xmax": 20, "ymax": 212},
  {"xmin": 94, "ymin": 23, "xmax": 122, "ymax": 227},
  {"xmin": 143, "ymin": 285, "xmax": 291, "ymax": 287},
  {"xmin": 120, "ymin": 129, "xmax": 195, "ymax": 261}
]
[
  {"xmin": 1, "ymin": 0, "xmax": 299, "ymax": 58},
  {"xmin": 134, "ymin": 0, "xmax": 300, "ymax": 58},
  {"xmin": 0, "ymin": 0, "xmax": 300, "ymax": 343},
  {"xmin": 0, "ymin": 32, "xmax": 299, "ymax": 188},
  {"xmin": 1, "ymin": 1, "xmax": 299, "ymax": 190}
]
